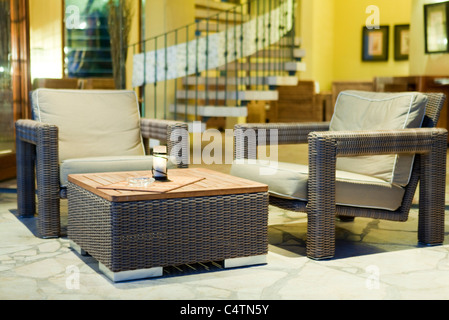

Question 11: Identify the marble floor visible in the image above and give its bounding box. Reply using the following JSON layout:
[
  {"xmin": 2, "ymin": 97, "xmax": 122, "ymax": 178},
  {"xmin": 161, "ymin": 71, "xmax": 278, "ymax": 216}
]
[{"xmin": 1, "ymin": 145, "xmax": 449, "ymax": 301}]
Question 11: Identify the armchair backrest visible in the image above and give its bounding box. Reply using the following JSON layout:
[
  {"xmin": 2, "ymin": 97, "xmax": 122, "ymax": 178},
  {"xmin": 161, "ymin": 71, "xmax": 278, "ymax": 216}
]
[
  {"xmin": 330, "ymin": 90, "xmax": 429, "ymax": 186},
  {"xmin": 421, "ymin": 92, "xmax": 445, "ymax": 128},
  {"xmin": 31, "ymin": 89, "xmax": 145, "ymax": 161}
]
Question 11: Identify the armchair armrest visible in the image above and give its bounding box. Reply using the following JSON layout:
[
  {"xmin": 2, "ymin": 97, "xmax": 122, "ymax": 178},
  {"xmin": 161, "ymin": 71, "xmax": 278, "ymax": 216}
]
[
  {"xmin": 309, "ymin": 128, "xmax": 448, "ymax": 157},
  {"xmin": 234, "ymin": 122, "xmax": 330, "ymax": 159},
  {"xmin": 16, "ymin": 119, "xmax": 59, "ymax": 146},
  {"xmin": 306, "ymin": 127, "xmax": 447, "ymax": 258},
  {"xmin": 16, "ymin": 120, "xmax": 60, "ymax": 191},
  {"xmin": 15, "ymin": 119, "xmax": 60, "ymax": 237},
  {"xmin": 140, "ymin": 118, "xmax": 189, "ymax": 168},
  {"xmin": 307, "ymin": 128, "xmax": 447, "ymax": 204}
]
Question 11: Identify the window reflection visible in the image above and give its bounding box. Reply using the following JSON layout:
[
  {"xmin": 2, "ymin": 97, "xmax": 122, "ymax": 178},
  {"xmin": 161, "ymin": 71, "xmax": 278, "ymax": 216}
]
[
  {"xmin": 0, "ymin": 0, "xmax": 14, "ymax": 153},
  {"xmin": 64, "ymin": 0, "xmax": 113, "ymax": 78}
]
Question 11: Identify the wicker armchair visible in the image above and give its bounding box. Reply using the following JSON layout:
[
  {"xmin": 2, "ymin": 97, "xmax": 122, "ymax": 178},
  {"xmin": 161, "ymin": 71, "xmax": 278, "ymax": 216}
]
[
  {"xmin": 232, "ymin": 91, "xmax": 447, "ymax": 260},
  {"xmin": 16, "ymin": 89, "xmax": 189, "ymax": 238}
]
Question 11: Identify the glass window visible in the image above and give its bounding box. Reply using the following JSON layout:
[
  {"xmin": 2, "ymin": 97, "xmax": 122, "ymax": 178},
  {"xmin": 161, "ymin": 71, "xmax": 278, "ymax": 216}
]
[
  {"xmin": 0, "ymin": 0, "xmax": 14, "ymax": 154},
  {"xmin": 64, "ymin": 0, "xmax": 113, "ymax": 78}
]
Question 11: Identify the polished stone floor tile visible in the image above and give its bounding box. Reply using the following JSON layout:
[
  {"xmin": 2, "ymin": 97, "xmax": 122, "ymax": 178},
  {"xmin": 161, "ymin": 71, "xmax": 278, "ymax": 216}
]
[
  {"xmin": 1, "ymin": 145, "xmax": 448, "ymax": 300},
  {"xmin": 1, "ymin": 188, "xmax": 448, "ymax": 300}
]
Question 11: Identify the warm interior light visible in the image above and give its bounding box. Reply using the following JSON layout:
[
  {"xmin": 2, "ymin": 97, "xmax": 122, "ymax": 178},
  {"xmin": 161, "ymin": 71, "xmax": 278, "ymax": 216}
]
[{"xmin": 31, "ymin": 48, "xmax": 63, "ymax": 80}]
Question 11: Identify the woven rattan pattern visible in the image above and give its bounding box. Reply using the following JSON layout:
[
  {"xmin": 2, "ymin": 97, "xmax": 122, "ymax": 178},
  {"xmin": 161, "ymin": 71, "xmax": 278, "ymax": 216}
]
[
  {"xmin": 234, "ymin": 92, "xmax": 447, "ymax": 259},
  {"xmin": 15, "ymin": 116, "xmax": 189, "ymax": 238},
  {"xmin": 68, "ymin": 182, "xmax": 268, "ymax": 272}
]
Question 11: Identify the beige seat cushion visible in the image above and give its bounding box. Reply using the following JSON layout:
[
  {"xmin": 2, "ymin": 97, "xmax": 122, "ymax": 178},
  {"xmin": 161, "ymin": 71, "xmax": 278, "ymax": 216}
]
[
  {"xmin": 31, "ymin": 89, "xmax": 145, "ymax": 161},
  {"xmin": 230, "ymin": 160, "xmax": 405, "ymax": 211},
  {"xmin": 331, "ymin": 91, "xmax": 428, "ymax": 186},
  {"xmin": 60, "ymin": 156, "xmax": 177, "ymax": 187},
  {"xmin": 231, "ymin": 91, "xmax": 428, "ymax": 211}
]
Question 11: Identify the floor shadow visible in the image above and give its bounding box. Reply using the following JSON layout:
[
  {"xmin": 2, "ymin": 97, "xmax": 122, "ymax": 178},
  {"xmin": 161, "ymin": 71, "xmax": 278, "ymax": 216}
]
[
  {"xmin": 8, "ymin": 208, "xmax": 68, "ymax": 238},
  {"xmin": 267, "ymin": 219, "xmax": 425, "ymax": 260},
  {"xmin": 8, "ymin": 209, "xmax": 40, "ymax": 238},
  {"xmin": 9, "ymin": 206, "xmax": 448, "ymax": 264},
  {"xmin": 332, "ymin": 239, "xmax": 389, "ymax": 260},
  {"xmin": 69, "ymin": 245, "xmax": 263, "ymax": 284}
]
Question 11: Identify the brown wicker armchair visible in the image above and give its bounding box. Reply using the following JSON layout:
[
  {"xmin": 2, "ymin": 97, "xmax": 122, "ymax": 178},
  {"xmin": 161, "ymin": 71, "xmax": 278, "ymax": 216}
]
[
  {"xmin": 16, "ymin": 89, "xmax": 189, "ymax": 238},
  {"xmin": 232, "ymin": 91, "xmax": 447, "ymax": 260}
]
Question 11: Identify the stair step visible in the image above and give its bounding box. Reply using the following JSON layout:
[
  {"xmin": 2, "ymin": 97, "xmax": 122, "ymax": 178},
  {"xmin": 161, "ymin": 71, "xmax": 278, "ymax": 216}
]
[
  {"xmin": 251, "ymin": 48, "xmax": 306, "ymax": 59},
  {"xmin": 270, "ymin": 37, "xmax": 302, "ymax": 48},
  {"xmin": 285, "ymin": 61, "xmax": 307, "ymax": 72},
  {"xmin": 266, "ymin": 76, "xmax": 299, "ymax": 86},
  {"xmin": 195, "ymin": 8, "xmax": 248, "ymax": 22},
  {"xmin": 176, "ymin": 90, "xmax": 278, "ymax": 101},
  {"xmin": 170, "ymin": 104, "xmax": 248, "ymax": 117},
  {"xmin": 195, "ymin": 20, "xmax": 229, "ymax": 33},
  {"xmin": 195, "ymin": 0, "xmax": 245, "ymax": 13},
  {"xmin": 182, "ymin": 76, "xmax": 298, "ymax": 86},
  {"xmin": 195, "ymin": 20, "xmax": 249, "ymax": 33},
  {"xmin": 195, "ymin": 17, "xmax": 299, "ymax": 35},
  {"xmin": 218, "ymin": 61, "xmax": 306, "ymax": 72}
]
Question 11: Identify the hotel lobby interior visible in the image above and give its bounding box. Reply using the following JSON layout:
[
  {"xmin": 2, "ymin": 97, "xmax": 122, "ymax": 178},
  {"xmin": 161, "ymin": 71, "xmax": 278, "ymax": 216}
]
[{"xmin": 1, "ymin": 0, "xmax": 449, "ymax": 302}]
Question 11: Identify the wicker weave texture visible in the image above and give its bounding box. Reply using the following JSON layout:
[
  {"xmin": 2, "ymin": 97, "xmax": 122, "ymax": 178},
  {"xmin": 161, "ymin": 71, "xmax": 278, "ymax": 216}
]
[
  {"xmin": 140, "ymin": 119, "xmax": 189, "ymax": 168},
  {"xmin": 16, "ymin": 116, "xmax": 189, "ymax": 238},
  {"xmin": 67, "ymin": 182, "xmax": 268, "ymax": 272},
  {"xmin": 16, "ymin": 120, "xmax": 61, "ymax": 238},
  {"xmin": 307, "ymin": 127, "xmax": 447, "ymax": 258},
  {"xmin": 233, "ymin": 92, "xmax": 447, "ymax": 260}
]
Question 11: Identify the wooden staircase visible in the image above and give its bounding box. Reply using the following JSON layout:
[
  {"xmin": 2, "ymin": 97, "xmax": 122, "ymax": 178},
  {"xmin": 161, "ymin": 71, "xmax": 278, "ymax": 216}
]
[{"xmin": 170, "ymin": 0, "xmax": 305, "ymax": 130}]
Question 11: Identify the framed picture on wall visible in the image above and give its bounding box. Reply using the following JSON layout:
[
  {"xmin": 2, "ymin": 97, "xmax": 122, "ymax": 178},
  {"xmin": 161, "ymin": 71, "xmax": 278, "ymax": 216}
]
[
  {"xmin": 424, "ymin": 2, "xmax": 449, "ymax": 54},
  {"xmin": 394, "ymin": 24, "xmax": 410, "ymax": 60},
  {"xmin": 362, "ymin": 25, "xmax": 389, "ymax": 61}
]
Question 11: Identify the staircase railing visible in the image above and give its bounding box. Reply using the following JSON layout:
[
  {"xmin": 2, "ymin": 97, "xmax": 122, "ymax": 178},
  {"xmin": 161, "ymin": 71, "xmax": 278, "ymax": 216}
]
[{"xmin": 129, "ymin": 0, "xmax": 298, "ymax": 122}]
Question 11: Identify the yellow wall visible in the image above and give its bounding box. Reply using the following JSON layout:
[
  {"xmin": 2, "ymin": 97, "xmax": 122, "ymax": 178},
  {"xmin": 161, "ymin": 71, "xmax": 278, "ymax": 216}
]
[
  {"xmin": 410, "ymin": 0, "xmax": 449, "ymax": 75},
  {"xmin": 333, "ymin": 0, "xmax": 411, "ymax": 84},
  {"xmin": 125, "ymin": 0, "xmax": 141, "ymax": 90},
  {"xmin": 299, "ymin": 0, "xmax": 335, "ymax": 92},
  {"xmin": 300, "ymin": 0, "xmax": 412, "ymax": 91},
  {"xmin": 144, "ymin": 0, "xmax": 195, "ymax": 38},
  {"xmin": 29, "ymin": 0, "xmax": 63, "ymax": 79},
  {"xmin": 142, "ymin": 0, "xmax": 195, "ymax": 119}
]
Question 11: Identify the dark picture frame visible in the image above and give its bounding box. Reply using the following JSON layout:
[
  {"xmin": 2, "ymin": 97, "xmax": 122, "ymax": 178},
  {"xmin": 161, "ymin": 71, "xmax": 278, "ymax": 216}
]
[
  {"xmin": 362, "ymin": 25, "xmax": 389, "ymax": 61},
  {"xmin": 424, "ymin": 2, "xmax": 449, "ymax": 54},
  {"xmin": 394, "ymin": 24, "xmax": 410, "ymax": 61}
]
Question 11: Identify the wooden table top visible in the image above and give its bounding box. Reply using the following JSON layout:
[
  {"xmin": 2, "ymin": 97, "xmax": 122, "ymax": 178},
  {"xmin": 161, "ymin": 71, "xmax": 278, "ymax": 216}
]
[{"xmin": 68, "ymin": 168, "xmax": 268, "ymax": 202}]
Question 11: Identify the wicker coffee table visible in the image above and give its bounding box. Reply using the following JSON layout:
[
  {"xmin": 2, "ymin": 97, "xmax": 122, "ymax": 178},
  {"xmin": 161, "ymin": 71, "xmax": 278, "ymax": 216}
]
[{"xmin": 67, "ymin": 168, "xmax": 268, "ymax": 282}]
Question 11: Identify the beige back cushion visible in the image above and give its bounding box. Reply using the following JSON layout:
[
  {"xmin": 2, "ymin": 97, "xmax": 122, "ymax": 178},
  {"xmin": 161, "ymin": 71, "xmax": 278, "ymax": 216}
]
[
  {"xmin": 330, "ymin": 91, "xmax": 428, "ymax": 186},
  {"xmin": 31, "ymin": 89, "xmax": 145, "ymax": 161}
]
